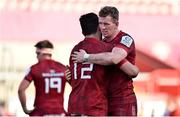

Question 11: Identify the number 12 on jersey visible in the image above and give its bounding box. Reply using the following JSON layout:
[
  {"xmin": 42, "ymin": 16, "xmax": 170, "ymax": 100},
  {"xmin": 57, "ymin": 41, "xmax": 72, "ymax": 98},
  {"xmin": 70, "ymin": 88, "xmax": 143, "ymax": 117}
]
[{"xmin": 74, "ymin": 63, "xmax": 94, "ymax": 79}]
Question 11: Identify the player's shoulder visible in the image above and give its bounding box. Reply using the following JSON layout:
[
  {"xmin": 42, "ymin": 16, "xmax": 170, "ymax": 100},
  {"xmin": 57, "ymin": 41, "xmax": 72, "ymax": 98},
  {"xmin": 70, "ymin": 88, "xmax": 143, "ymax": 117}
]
[
  {"xmin": 72, "ymin": 39, "xmax": 93, "ymax": 52},
  {"xmin": 24, "ymin": 64, "xmax": 34, "ymax": 76},
  {"xmin": 30, "ymin": 62, "xmax": 39, "ymax": 69},
  {"xmin": 27, "ymin": 62, "xmax": 42, "ymax": 74},
  {"xmin": 119, "ymin": 31, "xmax": 134, "ymax": 40},
  {"xmin": 118, "ymin": 31, "xmax": 134, "ymax": 48},
  {"xmin": 52, "ymin": 60, "xmax": 66, "ymax": 69},
  {"xmin": 72, "ymin": 40, "xmax": 84, "ymax": 51}
]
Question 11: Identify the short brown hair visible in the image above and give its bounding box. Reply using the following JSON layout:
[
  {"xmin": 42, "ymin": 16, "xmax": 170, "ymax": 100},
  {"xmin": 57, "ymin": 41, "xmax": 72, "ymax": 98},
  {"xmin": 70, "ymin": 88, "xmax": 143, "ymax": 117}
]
[
  {"xmin": 99, "ymin": 6, "xmax": 119, "ymax": 22},
  {"xmin": 34, "ymin": 40, "xmax": 54, "ymax": 49}
]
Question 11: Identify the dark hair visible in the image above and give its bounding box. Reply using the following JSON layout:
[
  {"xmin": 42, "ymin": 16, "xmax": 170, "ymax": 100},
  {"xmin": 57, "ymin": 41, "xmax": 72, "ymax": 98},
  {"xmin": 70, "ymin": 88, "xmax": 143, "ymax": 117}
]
[
  {"xmin": 99, "ymin": 6, "xmax": 119, "ymax": 21},
  {"xmin": 34, "ymin": 40, "xmax": 54, "ymax": 49},
  {"xmin": 79, "ymin": 12, "xmax": 99, "ymax": 36}
]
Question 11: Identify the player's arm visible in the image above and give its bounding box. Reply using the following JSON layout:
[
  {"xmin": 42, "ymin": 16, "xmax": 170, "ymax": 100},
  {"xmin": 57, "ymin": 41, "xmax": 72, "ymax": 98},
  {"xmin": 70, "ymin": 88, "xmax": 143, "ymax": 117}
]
[
  {"xmin": 119, "ymin": 59, "xmax": 139, "ymax": 78},
  {"xmin": 72, "ymin": 47, "xmax": 139, "ymax": 77},
  {"xmin": 18, "ymin": 79, "xmax": 33, "ymax": 114},
  {"xmin": 65, "ymin": 66, "xmax": 72, "ymax": 84},
  {"xmin": 72, "ymin": 47, "xmax": 127, "ymax": 65}
]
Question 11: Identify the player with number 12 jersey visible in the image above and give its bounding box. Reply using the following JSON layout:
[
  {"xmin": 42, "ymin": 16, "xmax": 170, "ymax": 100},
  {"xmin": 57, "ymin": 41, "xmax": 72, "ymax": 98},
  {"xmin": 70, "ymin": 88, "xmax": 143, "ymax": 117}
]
[
  {"xmin": 25, "ymin": 59, "xmax": 66, "ymax": 115},
  {"xmin": 68, "ymin": 38, "xmax": 113, "ymax": 116}
]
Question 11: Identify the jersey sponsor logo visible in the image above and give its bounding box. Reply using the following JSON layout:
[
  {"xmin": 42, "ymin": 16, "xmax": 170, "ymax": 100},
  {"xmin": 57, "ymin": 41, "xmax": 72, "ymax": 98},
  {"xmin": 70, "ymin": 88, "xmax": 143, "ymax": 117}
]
[
  {"xmin": 42, "ymin": 72, "xmax": 64, "ymax": 77},
  {"xmin": 120, "ymin": 36, "xmax": 133, "ymax": 48}
]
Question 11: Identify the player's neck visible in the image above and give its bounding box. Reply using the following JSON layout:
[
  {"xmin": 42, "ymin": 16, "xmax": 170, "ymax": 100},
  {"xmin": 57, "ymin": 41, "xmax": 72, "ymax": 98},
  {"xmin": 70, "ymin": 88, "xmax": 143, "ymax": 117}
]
[
  {"xmin": 85, "ymin": 34, "xmax": 99, "ymax": 40},
  {"xmin": 38, "ymin": 57, "xmax": 51, "ymax": 61}
]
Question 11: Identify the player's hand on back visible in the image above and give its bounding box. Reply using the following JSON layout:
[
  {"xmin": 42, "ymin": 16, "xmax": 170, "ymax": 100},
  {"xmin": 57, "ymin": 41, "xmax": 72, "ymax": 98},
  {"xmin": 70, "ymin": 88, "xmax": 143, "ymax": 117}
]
[
  {"xmin": 71, "ymin": 49, "xmax": 87, "ymax": 63},
  {"xmin": 65, "ymin": 65, "xmax": 71, "ymax": 81}
]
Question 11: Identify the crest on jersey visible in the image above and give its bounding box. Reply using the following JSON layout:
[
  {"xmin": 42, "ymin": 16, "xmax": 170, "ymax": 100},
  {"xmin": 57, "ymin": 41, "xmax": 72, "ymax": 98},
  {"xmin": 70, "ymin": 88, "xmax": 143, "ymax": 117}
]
[
  {"xmin": 120, "ymin": 36, "xmax": 133, "ymax": 48},
  {"xmin": 50, "ymin": 69, "xmax": 55, "ymax": 73}
]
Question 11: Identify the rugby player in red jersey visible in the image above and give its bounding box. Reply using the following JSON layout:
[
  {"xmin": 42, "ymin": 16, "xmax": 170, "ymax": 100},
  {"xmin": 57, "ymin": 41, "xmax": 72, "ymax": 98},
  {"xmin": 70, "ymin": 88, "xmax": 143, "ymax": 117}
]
[
  {"xmin": 68, "ymin": 13, "xmax": 111, "ymax": 116},
  {"xmin": 68, "ymin": 12, "xmax": 138, "ymax": 116},
  {"xmin": 72, "ymin": 6, "xmax": 139, "ymax": 116},
  {"xmin": 18, "ymin": 40, "xmax": 67, "ymax": 116}
]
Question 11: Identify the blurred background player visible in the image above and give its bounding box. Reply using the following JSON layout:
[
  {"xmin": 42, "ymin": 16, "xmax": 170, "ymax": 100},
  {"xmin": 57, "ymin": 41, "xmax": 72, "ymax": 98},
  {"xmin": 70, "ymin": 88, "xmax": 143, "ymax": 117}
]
[
  {"xmin": 72, "ymin": 6, "xmax": 138, "ymax": 116},
  {"xmin": 18, "ymin": 40, "xmax": 67, "ymax": 116}
]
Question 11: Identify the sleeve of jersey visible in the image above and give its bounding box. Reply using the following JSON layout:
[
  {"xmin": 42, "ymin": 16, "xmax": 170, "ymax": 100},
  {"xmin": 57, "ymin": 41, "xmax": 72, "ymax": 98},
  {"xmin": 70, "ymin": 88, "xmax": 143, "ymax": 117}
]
[
  {"xmin": 24, "ymin": 67, "xmax": 33, "ymax": 82},
  {"xmin": 115, "ymin": 35, "xmax": 134, "ymax": 54}
]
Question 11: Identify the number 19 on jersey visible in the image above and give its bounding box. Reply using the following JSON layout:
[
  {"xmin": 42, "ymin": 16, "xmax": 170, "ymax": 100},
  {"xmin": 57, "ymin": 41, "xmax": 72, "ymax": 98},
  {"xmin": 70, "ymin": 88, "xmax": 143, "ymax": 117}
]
[{"xmin": 45, "ymin": 78, "xmax": 62, "ymax": 93}]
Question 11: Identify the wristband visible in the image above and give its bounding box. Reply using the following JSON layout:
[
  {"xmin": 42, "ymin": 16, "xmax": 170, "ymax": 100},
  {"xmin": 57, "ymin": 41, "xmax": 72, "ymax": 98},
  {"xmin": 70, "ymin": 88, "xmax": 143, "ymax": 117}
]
[
  {"xmin": 117, "ymin": 59, "xmax": 127, "ymax": 67},
  {"xmin": 83, "ymin": 53, "xmax": 90, "ymax": 62}
]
